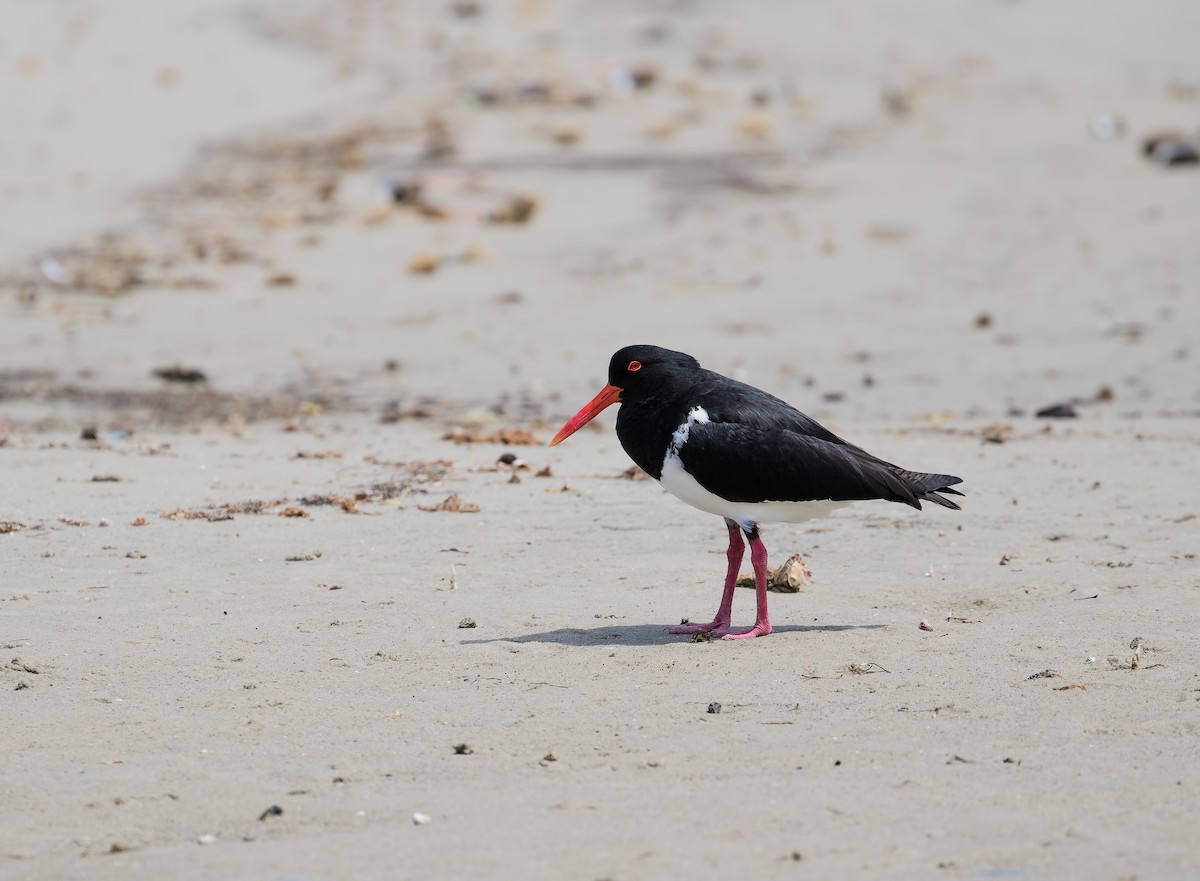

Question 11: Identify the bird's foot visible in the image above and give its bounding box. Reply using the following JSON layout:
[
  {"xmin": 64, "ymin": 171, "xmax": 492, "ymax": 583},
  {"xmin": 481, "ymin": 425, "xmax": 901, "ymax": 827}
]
[
  {"xmin": 718, "ymin": 621, "xmax": 772, "ymax": 640},
  {"xmin": 668, "ymin": 619, "xmax": 771, "ymax": 638},
  {"xmin": 668, "ymin": 619, "xmax": 728, "ymax": 635}
]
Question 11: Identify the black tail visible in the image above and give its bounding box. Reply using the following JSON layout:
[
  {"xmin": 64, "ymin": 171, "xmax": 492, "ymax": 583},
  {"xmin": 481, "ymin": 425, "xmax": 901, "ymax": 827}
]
[{"xmin": 893, "ymin": 469, "xmax": 964, "ymax": 511}]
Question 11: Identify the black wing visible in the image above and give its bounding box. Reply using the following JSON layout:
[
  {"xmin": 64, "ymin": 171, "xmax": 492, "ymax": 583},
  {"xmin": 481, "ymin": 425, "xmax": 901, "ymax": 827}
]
[{"xmin": 680, "ymin": 378, "xmax": 963, "ymax": 508}]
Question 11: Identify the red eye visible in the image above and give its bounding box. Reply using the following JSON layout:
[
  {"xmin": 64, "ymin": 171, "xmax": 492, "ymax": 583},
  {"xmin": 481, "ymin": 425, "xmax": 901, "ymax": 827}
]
[{"xmin": 627, "ymin": 360, "xmax": 642, "ymax": 372}]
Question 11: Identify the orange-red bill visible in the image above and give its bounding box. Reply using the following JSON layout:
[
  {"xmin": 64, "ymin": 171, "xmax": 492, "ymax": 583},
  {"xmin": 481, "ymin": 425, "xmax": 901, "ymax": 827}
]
[{"xmin": 548, "ymin": 383, "xmax": 623, "ymax": 447}]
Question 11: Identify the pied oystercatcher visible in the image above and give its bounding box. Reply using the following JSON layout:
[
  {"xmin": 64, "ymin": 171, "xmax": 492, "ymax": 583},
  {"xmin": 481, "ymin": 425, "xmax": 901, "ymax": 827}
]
[{"xmin": 549, "ymin": 345, "xmax": 964, "ymax": 639}]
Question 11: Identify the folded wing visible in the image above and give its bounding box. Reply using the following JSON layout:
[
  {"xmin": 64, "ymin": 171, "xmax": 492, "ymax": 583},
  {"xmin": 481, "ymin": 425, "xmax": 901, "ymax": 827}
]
[{"xmin": 677, "ymin": 419, "xmax": 963, "ymax": 510}]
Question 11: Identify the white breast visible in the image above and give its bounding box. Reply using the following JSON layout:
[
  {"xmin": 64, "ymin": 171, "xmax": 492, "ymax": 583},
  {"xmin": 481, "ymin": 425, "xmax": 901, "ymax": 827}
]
[{"xmin": 659, "ymin": 406, "xmax": 852, "ymax": 531}]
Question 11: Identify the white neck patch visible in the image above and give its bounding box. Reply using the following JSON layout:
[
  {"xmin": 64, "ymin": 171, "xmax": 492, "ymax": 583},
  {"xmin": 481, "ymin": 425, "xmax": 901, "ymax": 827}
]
[{"xmin": 670, "ymin": 405, "xmax": 710, "ymax": 452}]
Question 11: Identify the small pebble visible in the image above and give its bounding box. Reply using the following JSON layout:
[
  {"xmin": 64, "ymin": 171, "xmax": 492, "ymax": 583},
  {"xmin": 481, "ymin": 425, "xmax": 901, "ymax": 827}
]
[
  {"xmin": 153, "ymin": 365, "xmax": 208, "ymax": 384},
  {"xmin": 384, "ymin": 174, "xmax": 423, "ymax": 205},
  {"xmin": 1143, "ymin": 132, "xmax": 1200, "ymax": 167},
  {"xmin": 707, "ymin": 702, "xmax": 722, "ymax": 714},
  {"xmin": 1152, "ymin": 140, "xmax": 1199, "ymax": 166},
  {"xmin": 40, "ymin": 258, "xmax": 71, "ymax": 285},
  {"xmin": 1035, "ymin": 402, "xmax": 1077, "ymax": 419},
  {"xmin": 412, "ymin": 812, "xmax": 432, "ymax": 825},
  {"xmin": 1087, "ymin": 113, "xmax": 1123, "ymax": 142},
  {"xmin": 457, "ymin": 617, "xmax": 476, "ymax": 629},
  {"xmin": 197, "ymin": 834, "xmax": 217, "ymax": 846},
  {"xmin": 919, "ymin": 619, "xmax": 934, "ymax": 632}
]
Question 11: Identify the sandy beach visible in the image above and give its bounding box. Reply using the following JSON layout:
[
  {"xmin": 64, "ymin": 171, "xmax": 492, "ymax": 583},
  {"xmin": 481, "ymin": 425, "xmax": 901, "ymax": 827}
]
[{"xmin": 3, "ymin": 2, "xmax": 1199, "ymax": 878}]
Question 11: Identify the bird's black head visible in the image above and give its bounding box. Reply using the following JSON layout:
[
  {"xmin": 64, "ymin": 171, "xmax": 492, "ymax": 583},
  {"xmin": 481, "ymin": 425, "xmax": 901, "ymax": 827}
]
[
  {"xmin": 606, "ymin": 345, "xmax": 701, "ymax": 403},
  {"xmin": 549, "ymin": 345, "xmax": 701, "ymax": 447}
]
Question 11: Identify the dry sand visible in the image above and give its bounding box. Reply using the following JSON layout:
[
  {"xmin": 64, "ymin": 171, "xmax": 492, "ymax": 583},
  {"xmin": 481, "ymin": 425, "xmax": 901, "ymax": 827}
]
[{"xmin": 2, "ymin": 1, "xmax": 1199, "ymax": 879}]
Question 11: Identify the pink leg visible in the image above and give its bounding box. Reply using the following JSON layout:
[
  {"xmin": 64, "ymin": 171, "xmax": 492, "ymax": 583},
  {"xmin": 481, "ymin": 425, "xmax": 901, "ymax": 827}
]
[
  {"xmin": 720, "ymin": 529, "xmax": 772, "ymax": 639},
  {"xmin": 669, "ymin": 520, "xmax": 743, "ymax": 635}
]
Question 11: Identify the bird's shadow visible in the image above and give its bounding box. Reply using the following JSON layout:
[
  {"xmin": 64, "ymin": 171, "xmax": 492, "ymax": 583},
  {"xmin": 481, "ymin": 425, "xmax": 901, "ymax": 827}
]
[{"xmin": 461, "ymin": 622, "xmax": 886, "ymax": 647}]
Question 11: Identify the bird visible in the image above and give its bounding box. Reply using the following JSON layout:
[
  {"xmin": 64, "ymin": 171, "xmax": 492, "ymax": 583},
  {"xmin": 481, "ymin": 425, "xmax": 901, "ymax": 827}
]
[{"xmin": 548, "ymin": 344, "xmax": 964, "ymax": 639}]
